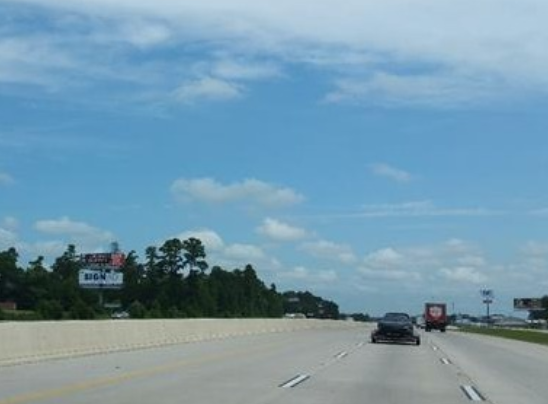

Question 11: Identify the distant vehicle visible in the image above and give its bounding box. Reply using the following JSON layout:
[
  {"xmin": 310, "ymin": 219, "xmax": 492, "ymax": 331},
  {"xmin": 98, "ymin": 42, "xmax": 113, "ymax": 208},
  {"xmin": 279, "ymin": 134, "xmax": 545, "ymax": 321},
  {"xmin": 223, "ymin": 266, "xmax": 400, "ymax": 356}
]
[
  {"xmin": 424, "ymin": 303, "xmax": 447, "ymax": 332},
  {"xmin": 414, "ymin": 315, "xmax": 426, "ymax": 329},
  {"xmin": 371, "ymin": 312, "xmax": 420, "ymax": 345},
  {"xmin": 111, "ymin": 310, "xmax": 129, "ymax": 319},
  {"xmin": 284, "ymin": 313, "xmax": 307, "ymax": 319}
]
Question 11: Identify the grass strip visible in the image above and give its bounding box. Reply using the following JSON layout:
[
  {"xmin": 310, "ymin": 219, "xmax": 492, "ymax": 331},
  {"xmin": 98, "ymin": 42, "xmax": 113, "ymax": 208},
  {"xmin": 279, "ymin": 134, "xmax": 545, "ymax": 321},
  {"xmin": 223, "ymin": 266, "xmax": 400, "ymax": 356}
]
[{"xmin": 458, "ymin": 326, "xmax": 548, "ymax": 346}]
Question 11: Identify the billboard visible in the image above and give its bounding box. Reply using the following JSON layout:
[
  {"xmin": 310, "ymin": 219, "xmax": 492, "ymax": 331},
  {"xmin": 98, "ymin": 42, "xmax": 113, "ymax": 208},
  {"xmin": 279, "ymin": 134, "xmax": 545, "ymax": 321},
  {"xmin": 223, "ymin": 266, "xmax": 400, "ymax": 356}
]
[
  {"xmin": 513, "ymin": 298, "xmax": 543, "ymax": 311},
  {"xmin": 80, "ymin": 253, "xmax": 125, "ymax": 268},
  {"xmin": 79, "ymin": 269, "xmax": 124, "ymax": 289}
]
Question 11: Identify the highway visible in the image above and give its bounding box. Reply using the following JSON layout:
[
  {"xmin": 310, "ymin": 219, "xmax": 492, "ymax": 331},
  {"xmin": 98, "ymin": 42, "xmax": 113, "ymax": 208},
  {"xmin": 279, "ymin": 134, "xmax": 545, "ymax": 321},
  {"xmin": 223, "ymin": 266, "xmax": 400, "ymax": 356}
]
[{"xmin": 1, "ymin": 324, "xmax": 547, "ymax": 404}]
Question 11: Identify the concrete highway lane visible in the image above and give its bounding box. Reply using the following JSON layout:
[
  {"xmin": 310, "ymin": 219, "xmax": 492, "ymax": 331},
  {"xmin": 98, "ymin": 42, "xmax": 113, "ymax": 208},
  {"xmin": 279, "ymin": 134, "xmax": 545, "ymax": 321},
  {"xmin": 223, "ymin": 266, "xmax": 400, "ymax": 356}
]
[
  {"xmin": 426, "ymin": 330, "xmax": 548, "ymax": 404},
  {"xmin": 1, "ymin": 324, "xmax": 547, "ymax": 404}
]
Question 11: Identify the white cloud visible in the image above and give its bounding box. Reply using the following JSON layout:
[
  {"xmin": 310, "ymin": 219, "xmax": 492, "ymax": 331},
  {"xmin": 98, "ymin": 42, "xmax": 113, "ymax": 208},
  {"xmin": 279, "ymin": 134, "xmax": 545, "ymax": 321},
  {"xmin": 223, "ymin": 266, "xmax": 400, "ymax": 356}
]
[
  {"xmin": 4, "ymin": 0, "xmax": 548, "ymax": 106},
  {"xmin": 358, "ymin": 200, "xmax": 502, "ymax": 218},
  {"xmin": 257, "ymin": 218, "xmax": 307, "ymax": 241},
  {"xmin": 521, "ymin": 241, "xmax": 548, "ymax": 256},
  {"xmin": 358, "ymin": 267, "xmax": 420, "ymax": 282},
  {"xmin": 357, "ymin": 240, "xmax": 490, "ymax": 285},
  {"xmin": 278, "ymin": 265, "xmax": 339, "ymax": 284},
  {"xmin": 212, "ymin": 60, "xmax": 281, "ymax": 81},
  {"xmin": 325, "ymin": 72, "xmax": 501, "ymax": 108},
  {"xmin": 301, "ymin": 239, "xmax": 357, "ymax": 264},
  {"xmin": 174, "ymin": 77, "xmax": 242, "ymax": 103},
  {"xmin": 2, "ymin": 216, "xmax": 18, "ymax": 230},
  {"xmin": 359, "ymin": 247, "xmax": 421, "ymax": 282},
  {"xmin": 440, "ymin": 266, "xmax": 487, "ymax": 284},
  {"xmin": 171, "ymin": 177, "xmax": 304, "ymax": 207},
  {"xmin": 280, "ymin": 266, "xmax": 309, "ymax": 280},
  {"xmin": 370, "ymin": 163, "xmax": 413, "ymax": 183},
  {"xmin": 0, "ymin": 227, "xmax": 18, "ymax": 247},
  {"xmin": 457, "ymin": 255, "xmax": 486, "ymax": 267},
  {"xmin": 364, "ymin": 248, "xmax": 404, "ymax": 269},
  {"xmin": 34, "ymin": 217, "xmax": 114, "ymax": 248},
  {"xmin": 119, "ymin": 22, "xmax": 172, "ymax": 48},
  {"xmin": 224, "ymin": 243, "xmax": 266, "ymax": 261},
  {"xmin": 174, "ymin": 228, "xmax": 281, "ymax": 270},
  {"xmin": 22, "ymin": 240, "xmax": 67, "ymax": 261},
  {"xmin": 176, "ymin": 229, "xmax": 225, "ymax": 251},
  {"xmin": 0, "ymin": 172, "xmax": 15, "ymax": 185}
]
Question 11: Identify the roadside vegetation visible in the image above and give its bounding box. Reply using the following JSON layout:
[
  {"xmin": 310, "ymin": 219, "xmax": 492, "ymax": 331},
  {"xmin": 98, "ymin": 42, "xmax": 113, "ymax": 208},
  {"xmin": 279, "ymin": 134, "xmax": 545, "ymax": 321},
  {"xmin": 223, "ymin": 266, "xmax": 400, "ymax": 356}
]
[
  {"xmin": 0, "ymin": 239, "xmax": 344, "ymax": 321},
  {"xmin": 458, "ymin": 326, "xmax": 548, "ymax": 346}
]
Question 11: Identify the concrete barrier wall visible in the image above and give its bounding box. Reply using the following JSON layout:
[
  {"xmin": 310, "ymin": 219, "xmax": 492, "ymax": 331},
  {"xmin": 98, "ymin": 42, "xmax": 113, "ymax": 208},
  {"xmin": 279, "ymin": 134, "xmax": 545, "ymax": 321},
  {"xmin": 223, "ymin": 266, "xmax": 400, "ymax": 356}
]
[{"xmin": 0, "ymin": 319, "xmax": 361, "ymax": 366}]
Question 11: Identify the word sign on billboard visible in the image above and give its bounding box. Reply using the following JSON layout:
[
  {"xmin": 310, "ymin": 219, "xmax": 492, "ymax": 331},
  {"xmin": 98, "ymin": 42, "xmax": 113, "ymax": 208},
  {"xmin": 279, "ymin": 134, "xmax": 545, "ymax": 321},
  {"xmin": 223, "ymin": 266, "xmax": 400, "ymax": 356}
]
[
  {"xmin": 79, "ymin": 269, "xmax": 124, "ymax": 289},
  {"xmin": 514, "ymin": 298, "xmax": 543, "ymax": 311}
]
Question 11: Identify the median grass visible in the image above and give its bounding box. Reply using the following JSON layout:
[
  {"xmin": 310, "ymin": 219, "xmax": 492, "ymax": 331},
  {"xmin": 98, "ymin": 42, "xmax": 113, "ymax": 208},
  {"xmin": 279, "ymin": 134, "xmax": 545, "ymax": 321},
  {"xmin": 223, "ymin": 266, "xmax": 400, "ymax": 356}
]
[{"xmin": 458, "ymin": 326, "xmax": 548, "ymax": 346}]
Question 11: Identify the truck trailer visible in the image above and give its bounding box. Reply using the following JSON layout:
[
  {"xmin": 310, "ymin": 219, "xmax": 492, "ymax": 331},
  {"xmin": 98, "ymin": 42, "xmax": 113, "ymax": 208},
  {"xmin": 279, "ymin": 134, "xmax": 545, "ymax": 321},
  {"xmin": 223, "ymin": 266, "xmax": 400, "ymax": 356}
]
[{"xmin": 424, "ymin": 302, "xmax": 447, "ymax": 332}]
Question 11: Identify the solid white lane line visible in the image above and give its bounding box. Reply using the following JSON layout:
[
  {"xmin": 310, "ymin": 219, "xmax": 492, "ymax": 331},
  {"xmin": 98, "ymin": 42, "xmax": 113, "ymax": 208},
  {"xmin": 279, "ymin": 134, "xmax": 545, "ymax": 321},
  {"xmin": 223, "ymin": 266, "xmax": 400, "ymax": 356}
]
[
  {"xmin": 461, "ymin": 385, "xmax": 484, "ymax": 401},
  {"xmin": 279, "ymin": 374, "xmax": 310, "ymax": 388}
]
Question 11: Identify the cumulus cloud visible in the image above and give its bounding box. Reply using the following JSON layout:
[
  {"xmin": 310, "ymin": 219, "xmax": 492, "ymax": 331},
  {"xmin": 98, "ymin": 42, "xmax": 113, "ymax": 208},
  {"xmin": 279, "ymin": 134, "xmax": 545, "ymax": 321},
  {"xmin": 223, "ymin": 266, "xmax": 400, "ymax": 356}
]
[
  {"xmin": 300, "ymin": 239, "xmax": 357, "ymax": 264},
  {"xmin": 34, "ymin": 216, "xmax": 114, "ymax": 248},
  {"xmin": 364, "ymin": 247, "xmax": 404, "ymax": 268},
  {"xmin": 257, "ymin": 218, "xmax": 308, "ymax": 241},
  {"xmin": 224, "ymin": 243, "xmax": 266, "ymax": 261},
  {"xmin": 357, "ymin": 240, "xmax": 490, "ymax": 285},
  {"xmin": 370, "ymin": 163, "xmax": 413, "ymax": 183},
  {"xmin": 173, "ymin": 228, "xmax": 280, "ymax": 270},
  {"xmin": 171, "ymin": 177, "xmax": 304, "ymax": 207},
  {"xmin": 176, "ymin": 229, "xmax": 225, "ymax": 251},
  {"xmin": 440, "ymin": 266, "xmax": 487, "ymax": 284}
]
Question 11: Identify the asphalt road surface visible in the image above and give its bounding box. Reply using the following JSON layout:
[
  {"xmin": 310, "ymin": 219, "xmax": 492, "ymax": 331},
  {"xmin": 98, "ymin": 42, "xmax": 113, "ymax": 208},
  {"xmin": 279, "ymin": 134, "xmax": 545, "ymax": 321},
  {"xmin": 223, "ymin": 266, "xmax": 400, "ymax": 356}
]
[{"xmin": 1, "ymin": 324, "xmax": 547, "ymax": 404}]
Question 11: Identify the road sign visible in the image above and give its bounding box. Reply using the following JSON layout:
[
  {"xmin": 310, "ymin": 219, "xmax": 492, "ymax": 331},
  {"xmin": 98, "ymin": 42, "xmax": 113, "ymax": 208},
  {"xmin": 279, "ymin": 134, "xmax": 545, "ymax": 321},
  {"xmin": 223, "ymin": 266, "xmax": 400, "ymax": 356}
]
[{"xmin": 514, "ymin": 298, "xmax": 543, "ymax": 311}]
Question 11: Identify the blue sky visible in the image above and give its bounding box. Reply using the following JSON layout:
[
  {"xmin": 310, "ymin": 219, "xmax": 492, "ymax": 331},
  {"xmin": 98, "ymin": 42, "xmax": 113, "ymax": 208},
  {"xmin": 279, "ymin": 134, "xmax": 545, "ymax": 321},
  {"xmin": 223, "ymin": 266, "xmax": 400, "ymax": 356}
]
[{"xmin": 2, "ymin": 0, "xmax": 548, "ymax": 316}]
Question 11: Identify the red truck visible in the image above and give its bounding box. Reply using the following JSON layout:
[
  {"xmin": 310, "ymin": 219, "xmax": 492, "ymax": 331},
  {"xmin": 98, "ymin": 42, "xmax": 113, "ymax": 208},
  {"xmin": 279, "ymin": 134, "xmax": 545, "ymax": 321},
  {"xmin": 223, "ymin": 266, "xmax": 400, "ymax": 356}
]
[{"xmin": 424, "ymin": 302, "xmax": 447, "ymax": 332}]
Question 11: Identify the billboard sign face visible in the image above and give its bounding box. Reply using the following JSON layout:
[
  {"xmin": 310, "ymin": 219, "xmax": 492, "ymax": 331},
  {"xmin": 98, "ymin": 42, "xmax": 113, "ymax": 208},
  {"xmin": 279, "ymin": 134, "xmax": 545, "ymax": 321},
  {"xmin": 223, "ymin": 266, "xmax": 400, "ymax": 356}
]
[
  {"xmin": 514, "ymin": 298, "xmax": 543, "ymax": 311},
  {"xmin": 80, "ymin": 253, "xmax": 125, "ymax": 269},
  {"xmin": 79, "ymin": 269, "xmax": 124, "ymax": 289}
]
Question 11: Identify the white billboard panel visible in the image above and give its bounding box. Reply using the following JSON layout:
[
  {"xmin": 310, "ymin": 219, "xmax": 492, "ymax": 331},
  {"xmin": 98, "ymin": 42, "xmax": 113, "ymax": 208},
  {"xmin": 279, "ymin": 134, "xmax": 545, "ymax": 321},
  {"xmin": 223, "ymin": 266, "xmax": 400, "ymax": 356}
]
[{"xmin": 79, "ymin": 269, "xmax": 124, "ymax": 289}]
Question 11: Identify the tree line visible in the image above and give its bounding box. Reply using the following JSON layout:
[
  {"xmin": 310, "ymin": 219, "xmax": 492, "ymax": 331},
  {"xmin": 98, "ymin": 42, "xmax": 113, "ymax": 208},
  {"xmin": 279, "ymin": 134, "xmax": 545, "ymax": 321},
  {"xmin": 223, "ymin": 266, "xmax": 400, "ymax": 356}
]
[{"xmin": 0, "ymin": 238, "xmax": 341, "ymax": 320}]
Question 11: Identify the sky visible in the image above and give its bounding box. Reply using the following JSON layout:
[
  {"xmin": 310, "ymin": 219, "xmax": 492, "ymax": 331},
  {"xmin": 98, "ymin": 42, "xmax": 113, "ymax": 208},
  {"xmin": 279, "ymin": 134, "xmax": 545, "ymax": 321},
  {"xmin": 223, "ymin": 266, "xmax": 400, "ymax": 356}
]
[{"xmin": 1, "ymin": 0, "xmax": 548, "ymax": 316}]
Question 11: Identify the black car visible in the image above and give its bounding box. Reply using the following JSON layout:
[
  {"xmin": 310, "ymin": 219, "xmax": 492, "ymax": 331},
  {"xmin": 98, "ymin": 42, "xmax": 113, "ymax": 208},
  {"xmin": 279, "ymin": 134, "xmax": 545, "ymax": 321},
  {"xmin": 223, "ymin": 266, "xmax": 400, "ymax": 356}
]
[{"xmin": 371, "ymin": 312, "xmax": 420, "ymax": 345}]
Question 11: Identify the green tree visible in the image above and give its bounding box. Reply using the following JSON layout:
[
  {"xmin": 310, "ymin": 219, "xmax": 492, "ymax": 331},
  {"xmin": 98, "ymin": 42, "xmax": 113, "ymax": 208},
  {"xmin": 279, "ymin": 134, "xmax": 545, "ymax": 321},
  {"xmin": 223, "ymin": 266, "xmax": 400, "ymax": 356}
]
[
  {"xmin": 0, "ymin": 247, "xmax": 22, "ymax": 303},
  {"xmin": 51, "ymin": 244, "xmax": 80, "ymax": 281},
  {"xmin": 159, "ymin": 238, "xmax": 184, "ymax": 276},
  {"xmin": 182, "ymin": 238, "xmax": 208, "ymax": 274}
]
